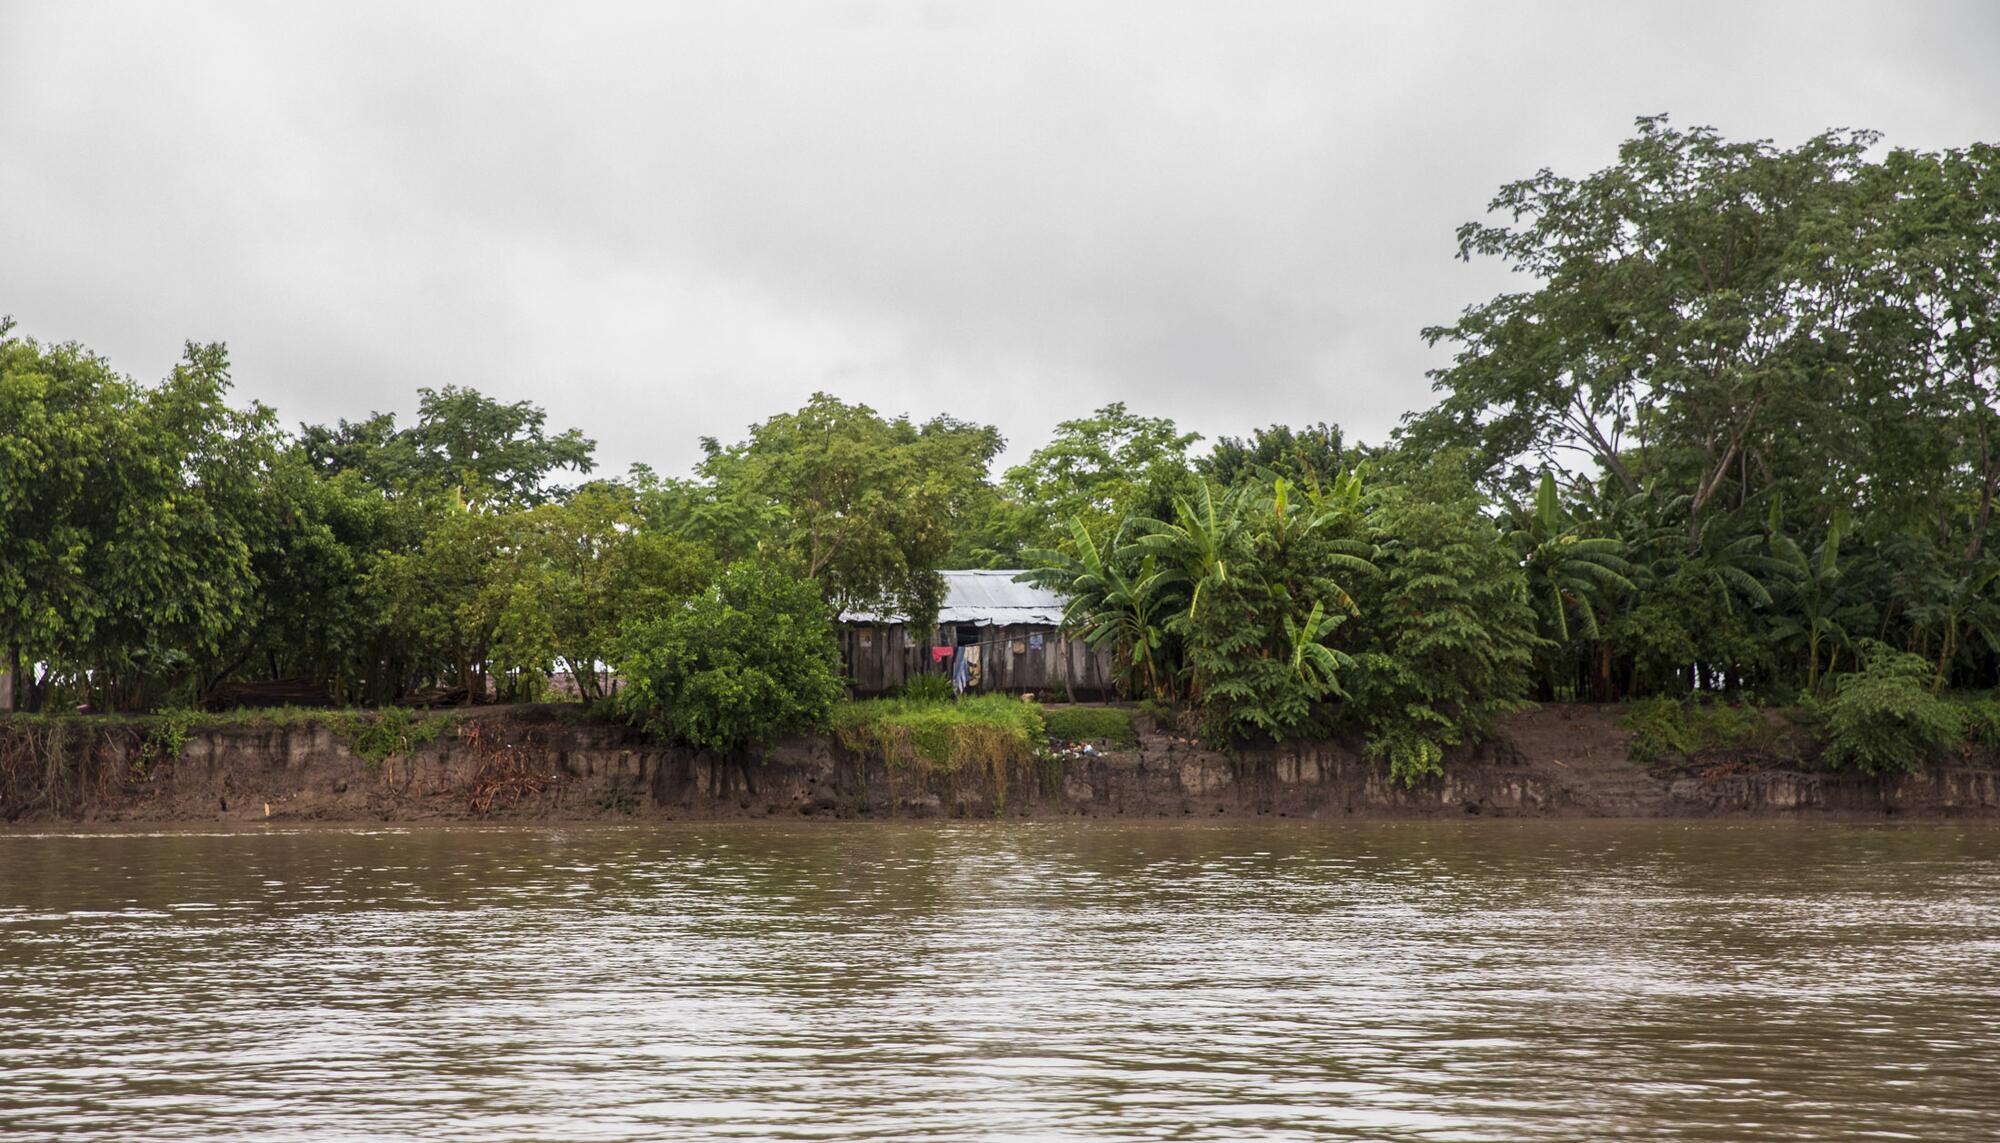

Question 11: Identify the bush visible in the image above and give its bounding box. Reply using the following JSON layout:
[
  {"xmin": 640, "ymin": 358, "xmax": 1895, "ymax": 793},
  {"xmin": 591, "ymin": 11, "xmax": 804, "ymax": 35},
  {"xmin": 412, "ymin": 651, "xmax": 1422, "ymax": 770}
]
[
  {"xmin": 1947, "ymin": 695, "xmax": 2000, "ymax": 756},
  {"xmin": 347, "ymin": 707, "xmax": 457, "ymax": 765},
  {"xmin": 1819, "ymin": 642, "xmax": 1961, "ymax": 774},
  {"xmin": 1346, "ymin": 467, "xmax": 1540, "ymax": 786},
  {"xmin": 612, "ymin": 562, "xmax": 845, "ymax": 753},
  {"xmin": 1041, "ymin": 705, "xmax": 1137, "ymax": 748},
  {"xmin": 897, "ymin": 674, "xmax": 954, "ymax": 703},
  {"xmin": 1618, "ymin": 697, "xmax": 1761, "ymax": 762},
  {"xmin": 832, "ymin": 695, "xmax": 1045, "ymax": 771}
]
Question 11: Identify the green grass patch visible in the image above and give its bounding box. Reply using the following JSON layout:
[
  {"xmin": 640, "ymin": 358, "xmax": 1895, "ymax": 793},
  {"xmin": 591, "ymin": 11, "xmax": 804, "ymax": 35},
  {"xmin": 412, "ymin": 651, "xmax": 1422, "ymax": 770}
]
[
  {"xmin": 832, "ymin": 695, "xmax": 1045, "ymax": 772},
  {"xmin": 1618, "ymin": 697, "xmax": 1765, "ymax": 762},
  {"xmin": 895, "ymin": 674, "xmax": 955, "ymax": 703},
  {"xmin": 0, "ymin": 705, "xmax": 464, "ymax": 767},
  {"xmin": 1040, "ymin": 705, "xmax": 1137, "ymax": 748}
]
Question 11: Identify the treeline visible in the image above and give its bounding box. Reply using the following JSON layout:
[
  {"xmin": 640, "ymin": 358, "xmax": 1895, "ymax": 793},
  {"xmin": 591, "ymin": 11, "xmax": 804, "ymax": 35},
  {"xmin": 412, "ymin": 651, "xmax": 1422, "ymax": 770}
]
[{"xmin": 3, "ymin": 117, "xmax": 1997, "ymax": 777}]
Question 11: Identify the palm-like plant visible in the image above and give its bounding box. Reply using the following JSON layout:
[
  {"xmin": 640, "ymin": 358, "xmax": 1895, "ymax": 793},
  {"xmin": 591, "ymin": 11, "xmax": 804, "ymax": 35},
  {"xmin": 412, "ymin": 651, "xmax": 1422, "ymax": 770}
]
[
  {"xmin": 1126, "ymin": 480, "xmax": 1251, "ymax": 620},
  {"xmin": 1019, "ymin": 517, "xmax": 1178, "ymax": 700},
  {"xmin": 1765, "ymin": 506, "xmax": 1856, "ymax": 694},
  {"xmin": 1282, "ymin": 600, "xmax": 1356, "ymax": 698},
  {"xmin": 1927, "ymin": 563, "xmax": 2000, "ymax": 692},
  {"xmin": 1257, "ymin": 474, "xmax": 1377, "ymax": 616},
  {"xmin": 1505, "ymin": 473, "xmax": 1637, "ymax": 645}
]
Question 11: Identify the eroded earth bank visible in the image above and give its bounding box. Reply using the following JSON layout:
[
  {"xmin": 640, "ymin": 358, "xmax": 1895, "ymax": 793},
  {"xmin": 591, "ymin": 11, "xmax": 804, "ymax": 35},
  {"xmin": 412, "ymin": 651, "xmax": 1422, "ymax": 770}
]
[{"xmin": 5, "ymin": 704, "xmax": 1998, "ymax": 825}]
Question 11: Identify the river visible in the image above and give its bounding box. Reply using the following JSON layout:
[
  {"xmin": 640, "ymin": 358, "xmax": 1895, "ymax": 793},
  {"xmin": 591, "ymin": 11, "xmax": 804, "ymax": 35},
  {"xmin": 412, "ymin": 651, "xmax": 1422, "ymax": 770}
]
[{"xmin": 2, "ymin": 821, "xmax": 1997, "ymax": 1140}]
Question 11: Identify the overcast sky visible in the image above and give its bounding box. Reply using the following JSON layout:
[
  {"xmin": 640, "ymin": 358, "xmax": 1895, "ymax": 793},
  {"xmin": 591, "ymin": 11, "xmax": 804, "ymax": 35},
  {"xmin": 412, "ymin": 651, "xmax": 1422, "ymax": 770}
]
[{"xmin": 4, "ymin": 1, "xmax": 1999, "ymax": 476}]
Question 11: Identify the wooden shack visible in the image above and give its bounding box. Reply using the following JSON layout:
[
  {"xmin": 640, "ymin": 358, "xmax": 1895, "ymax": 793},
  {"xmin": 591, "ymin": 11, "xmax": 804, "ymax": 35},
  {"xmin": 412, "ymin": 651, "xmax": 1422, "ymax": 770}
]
[{"xmin": 837, "ymin": 570, "xmax": 1116, "ymax": 697}]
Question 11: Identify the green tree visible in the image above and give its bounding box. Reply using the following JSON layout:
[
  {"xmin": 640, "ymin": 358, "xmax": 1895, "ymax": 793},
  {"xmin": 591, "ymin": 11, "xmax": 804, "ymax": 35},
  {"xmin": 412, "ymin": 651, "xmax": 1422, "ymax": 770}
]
[
  {"xmin": 302, "ymin": 385, "xmax": 595, "ymax": 505},
  {"xmin": 1346, "ymin": 461, "xmax": 1539, "ymax": 784},
  {"xmin": 487, "ymin": 484, "xmax": 714, "ymax": 703},
  {"xmin": 1819, "ymin": 641, "xmax": 1963, "ymax": 774},
  {"xmin": 697, "ymin": 394, "xmax": 1001, "ymax": 627},
  {"xmin": 0, "ymin": 329, "xmax": 277, "ymax": 709},
  {"xmin": 1198, "ymin": 422, "xmax": 1350, "ymax": 491},
  {"xmin": 1503, "ymin": 473, "xmax": 1636, "ymax": 696},
  {"xmin": 612, "ymin": 561, "xmax": 844, "ymax": 754},
  {"xmin": 1000, "ymin": 403, "xmax": 1200, "ymax": 552},
  {"xmin": 1020, "ymin": 518, "xmax": 1179, "ymax": 701}
]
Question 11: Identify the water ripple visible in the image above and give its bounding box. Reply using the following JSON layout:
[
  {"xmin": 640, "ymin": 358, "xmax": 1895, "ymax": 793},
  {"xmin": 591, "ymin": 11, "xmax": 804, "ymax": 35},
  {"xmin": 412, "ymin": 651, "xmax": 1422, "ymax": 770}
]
[{"xmin": 2, "ymin": 821, "xmax": 1998, "ymax": 1140}]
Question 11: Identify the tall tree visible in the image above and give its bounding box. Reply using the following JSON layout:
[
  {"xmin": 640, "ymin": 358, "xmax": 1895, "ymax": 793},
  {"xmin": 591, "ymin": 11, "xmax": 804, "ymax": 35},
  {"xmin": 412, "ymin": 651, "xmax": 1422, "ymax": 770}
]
[
  {"xmin": 697, "ymin": 394, "xmax": 1001, "ymax": 628},
  {"xmin": 1410, "ymin": 116, "xmax": 1884, "ymax": 538},
  {"xmin": 1000, "ymin": 403, "xmax": 1201, "ymax": 552}
]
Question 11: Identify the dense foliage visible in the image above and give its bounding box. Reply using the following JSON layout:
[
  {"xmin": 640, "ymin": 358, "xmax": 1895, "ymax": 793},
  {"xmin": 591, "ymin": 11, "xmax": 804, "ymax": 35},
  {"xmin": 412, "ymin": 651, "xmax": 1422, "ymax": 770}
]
[
  {"xmin": 611, "ymin": 562, "xmax": 845, "ymax": 753},
  {"xmin": 1815, "ymin": 642, "xmax": 1964, "ymax": 775},
  {"xmin": 5, "ymin": 117, "xmax": 1998, "ymax": 772}
]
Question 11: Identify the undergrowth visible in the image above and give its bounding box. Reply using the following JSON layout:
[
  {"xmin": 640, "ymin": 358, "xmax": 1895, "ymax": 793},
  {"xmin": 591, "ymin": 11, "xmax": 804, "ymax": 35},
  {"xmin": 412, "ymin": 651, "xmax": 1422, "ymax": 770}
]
[
  {"xmin": 1041, "ymin": 705, "xmax": 1137, "ymax": 748},
  {"xmin": 1949, "ymin": 695, "xmax": 2000, "ymax": 755},
  {"xmin": 832, "ymin": 696, "xmax": 1046, "ymax": 772},
  {"xmin": 1617, "ymin": 697, "xmax": 1769, "ymax": 763},
  {"xmin": 0, "ymin": 706, "xmax": 464, "ymax": 770},
  {"xmin": 1811, "ymin": 643, "xmax": 1962, "ymax": 775}
]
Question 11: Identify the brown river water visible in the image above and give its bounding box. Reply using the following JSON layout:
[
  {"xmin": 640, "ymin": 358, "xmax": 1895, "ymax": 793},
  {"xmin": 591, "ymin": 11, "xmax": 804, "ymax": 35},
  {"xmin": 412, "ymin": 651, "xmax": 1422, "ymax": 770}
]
[{"xmin": 2, "ymin": 821, "xmax": 1997, "ymax": 1141}]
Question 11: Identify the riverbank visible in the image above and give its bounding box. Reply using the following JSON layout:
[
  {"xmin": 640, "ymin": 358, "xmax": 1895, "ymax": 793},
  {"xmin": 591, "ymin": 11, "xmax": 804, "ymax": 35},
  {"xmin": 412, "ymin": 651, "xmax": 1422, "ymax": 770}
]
[{"xmin": 3, "ymin": 703, "xmax": 1997, "ymax": 824}]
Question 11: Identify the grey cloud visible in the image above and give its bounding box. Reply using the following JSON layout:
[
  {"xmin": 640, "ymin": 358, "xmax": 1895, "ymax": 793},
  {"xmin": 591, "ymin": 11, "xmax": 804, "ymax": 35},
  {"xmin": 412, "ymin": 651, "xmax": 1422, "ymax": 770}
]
[{"xmin": 4, "ymin": 0, "xmax": 1998, "ymax": 473}]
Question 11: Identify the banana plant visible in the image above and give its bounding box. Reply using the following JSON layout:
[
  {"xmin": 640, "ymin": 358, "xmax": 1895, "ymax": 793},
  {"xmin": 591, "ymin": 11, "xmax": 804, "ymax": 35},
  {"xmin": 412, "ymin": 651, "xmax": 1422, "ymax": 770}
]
[
  {"xmin": 1765, "ymin": 503, "xmax": 1854, "ymax": 694},
  {"xmin": 1126, "ymin": 480, "xmax": 1252, "ymax": 620},
  {"xmin": 1020, "ymin": 517, "xmax": 1178, "ymax": 701},
  {"xmin": 1282, "ymin": 600, "xmax": 1356, "ymax": 699},
  {"xmin": 1505, "ymin": 473, "xmax": 1638, "ymax": 644},
  {"xmin": 1929, "ymin": 563, "xmax": 2000, "ymax": 693}
]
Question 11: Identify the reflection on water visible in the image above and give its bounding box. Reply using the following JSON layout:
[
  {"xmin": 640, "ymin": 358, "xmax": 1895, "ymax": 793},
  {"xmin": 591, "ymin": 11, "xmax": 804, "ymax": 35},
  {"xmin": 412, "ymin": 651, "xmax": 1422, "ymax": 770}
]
[{"xmin": 2, "ymin": 822, "xmax": 1997, "ymax": 1140}]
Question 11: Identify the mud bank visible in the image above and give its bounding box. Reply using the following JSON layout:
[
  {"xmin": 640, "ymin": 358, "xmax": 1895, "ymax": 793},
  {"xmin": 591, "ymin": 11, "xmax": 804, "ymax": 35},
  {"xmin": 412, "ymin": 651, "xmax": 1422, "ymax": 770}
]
[{"xmin": 3, "ymin": 705, "xmax": 1997, "ymax": 824}]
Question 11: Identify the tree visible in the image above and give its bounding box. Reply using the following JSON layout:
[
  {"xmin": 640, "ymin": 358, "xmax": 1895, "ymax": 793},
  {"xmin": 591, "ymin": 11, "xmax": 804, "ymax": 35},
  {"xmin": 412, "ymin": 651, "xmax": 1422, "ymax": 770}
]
[
  {"xmin": 486, "ymin": 484, "xmax": 714, "ymax": 703},
  {"xmin": 1029, "ymin": 470, "xmax": 1375, "ymax": 743},
  {"xmin": 302, "ymin": 385, "xmax": 595, "ymax": 506},
  {"xmin": 1819, "ymin": 641, "xmax": 1962, "ymax": 774},
  {"xmin": 611, "ymin": 562, "xmax": 844, "ymax": 754},
  {"xmin": 697, "ymin": 394, "xmax": 1001, "ymax": 628},
  {"xmin": 1346, "ymin": 460, "xmax": 1540, "ymax": 784},
  {"xmin": 1198, "ymin": 422, "xmax": 1350, "ymax": 491},
  {"xmin": 1503, "ymin": 473, "xmax": 1636, "ymax": 695},
  {"xmin": 1410, "ymin": 116, "xmax": 1884, "ymax": 533},
  {"xmin": 1000, "ymin": 403, "xmax": 1201, "ymax": 552},
  {"xmin": 1020, "ymin": 518, "xmax": 1179, "ymax": 701},
  {"xmin": 366, "ymin": 502, "xmax": 518, "ymax": 701},
  {"xmin": 0, "ymin": 330, "xmax": 278, "ymax": 709}
]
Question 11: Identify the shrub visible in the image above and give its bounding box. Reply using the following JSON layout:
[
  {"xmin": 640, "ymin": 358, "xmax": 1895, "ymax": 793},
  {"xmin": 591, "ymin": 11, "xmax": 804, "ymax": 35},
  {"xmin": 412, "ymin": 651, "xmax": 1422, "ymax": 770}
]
[
  {"xmin": 1948, "ymin": 695, "xmax": 2000, "ymax": 755},
  {"xmin": 1819, "ymin": 642, "xmax": 1961, "ymax": 774},
  {"xmin": 347, "ymin": 707, "xmax": 457, "ymax": 764},
  {"xmin": 832, "ymin": 695, "xmax": 1045, "ymax": 772},
  {"xmin": 897, "ymin": 674, "xmax": 954, "ymax": 703},
  {"xmin": 1040, "ymin": 705, "xmax": 1137, "ymax": 748},
  {"xmin": 1346, "ymin": 467, "xmax": 1540, "ymax": 786},
  {"xmin": 612, "ymin": 562, "xmax": 844, "ymax": 753},
  {"xmin": 1618, "ymin": 697, "xmax": 1761, "ymax": 762}
]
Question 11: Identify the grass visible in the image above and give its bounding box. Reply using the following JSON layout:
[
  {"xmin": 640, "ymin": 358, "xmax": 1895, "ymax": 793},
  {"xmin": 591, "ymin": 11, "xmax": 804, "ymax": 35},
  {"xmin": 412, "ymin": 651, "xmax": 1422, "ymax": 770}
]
[
  {"xmin": 1617, "ymin": 697, "xmax": 1770, "ymax": 763},
  {"xmin": 1040, "ymin": 705, "xmax": 1137, "ymax": 748},
  {"xmin": 832, "ymin": 697, "xmax": 1143, "ymax": 770},
  {"xmin": 832, "ymin": 695, "xmax": 1046, "ymax": 772},
  {"xmin": 0, "ymin": 705, "xmax": 465, "ymax": 766}
]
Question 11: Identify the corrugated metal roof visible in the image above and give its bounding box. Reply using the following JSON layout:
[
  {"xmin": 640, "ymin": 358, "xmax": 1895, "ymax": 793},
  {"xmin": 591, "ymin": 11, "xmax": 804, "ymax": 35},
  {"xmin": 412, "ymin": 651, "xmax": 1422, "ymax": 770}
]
[{"xmin": 839, "ymin": 570, "xmax": 1069, "ymax": 627}]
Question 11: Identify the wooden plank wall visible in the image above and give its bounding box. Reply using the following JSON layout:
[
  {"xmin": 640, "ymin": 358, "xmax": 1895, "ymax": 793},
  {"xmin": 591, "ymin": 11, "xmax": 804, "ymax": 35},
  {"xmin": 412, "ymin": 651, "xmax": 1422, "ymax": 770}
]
[{"xmin": 839, "ymin": 623, "xmax": 1115, "ymax": 697}]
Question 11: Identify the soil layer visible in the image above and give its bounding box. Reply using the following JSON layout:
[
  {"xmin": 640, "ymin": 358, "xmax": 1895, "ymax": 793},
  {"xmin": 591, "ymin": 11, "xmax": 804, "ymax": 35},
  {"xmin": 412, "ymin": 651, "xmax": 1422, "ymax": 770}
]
[{"xmin": 4, "ymin": 704, "xmax": 1997, "ymax": 824}]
